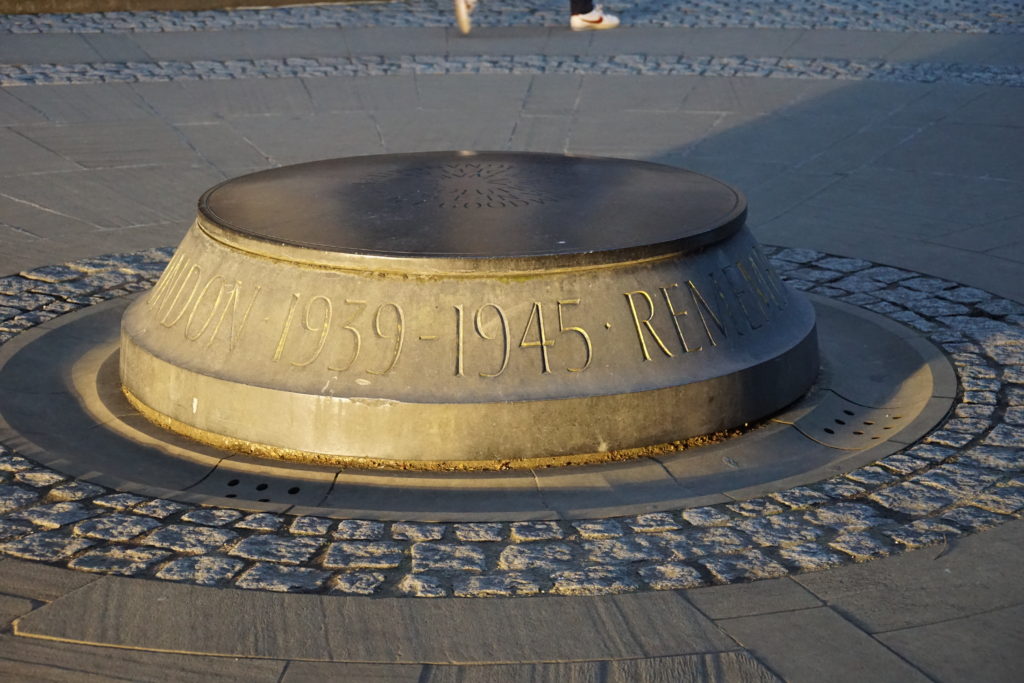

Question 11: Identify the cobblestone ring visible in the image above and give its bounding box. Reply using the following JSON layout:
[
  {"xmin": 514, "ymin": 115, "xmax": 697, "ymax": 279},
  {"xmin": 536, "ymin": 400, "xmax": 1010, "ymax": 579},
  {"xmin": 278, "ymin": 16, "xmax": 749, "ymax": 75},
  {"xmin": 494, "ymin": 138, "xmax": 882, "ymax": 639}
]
[{"xmin": 1, "ymin": 246, "xmax": 1021, "ymax": 597}]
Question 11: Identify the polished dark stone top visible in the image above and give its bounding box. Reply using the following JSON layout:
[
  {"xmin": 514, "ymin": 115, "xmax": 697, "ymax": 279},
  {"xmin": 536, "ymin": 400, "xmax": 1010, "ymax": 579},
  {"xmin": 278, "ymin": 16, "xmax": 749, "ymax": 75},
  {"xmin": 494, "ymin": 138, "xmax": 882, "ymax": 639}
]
[{"xmin": 200, "ymin": 152, "xmax": 746, "ymax": 258}]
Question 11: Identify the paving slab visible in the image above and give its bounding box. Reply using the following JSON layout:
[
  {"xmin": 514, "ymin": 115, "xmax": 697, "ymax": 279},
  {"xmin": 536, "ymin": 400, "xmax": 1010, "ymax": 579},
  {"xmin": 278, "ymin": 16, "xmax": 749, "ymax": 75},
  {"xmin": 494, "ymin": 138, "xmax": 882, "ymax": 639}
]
[
  {"xmin": 12, "ymin": 120, "xmax": 203, "ymax": 169},
  {"xmin": 876, "ymin": 604, "xmax": 1024, "ymax": 683},
  {"xmin": 5, "ymin": 82, "xmax": 155, "ymax": 123},
  {"xmin": 793, "ymin": 518, "xmax": 1024, "ymax": 633},
  {"xmin": 0, "ymin": 33, "xmax": 101, "ymax": 63},
  {"xmin": 130, "ymin": 78, "xmax": 317, "ymax": 124},
  {"xmin": 282, "ymin": 661, "xmax": 425, "ymax": 682},
  {"xmin": 0, "ymin": 127, "xmax": 81, "ymax": 176},
  {"xmin": 0, "ymin": 634, "xmax": 286, "ymax": 682},
  {"xmin": 14, "ymin": 576, "xmax": 737, "ymax": 662},
  {"xmin": 0, "ymin": 558, "xmax": 99, "ymax": 603},
  {"xmin": 718, "ymin": 606, "xmax": 930, "ymax": 683},
  {"xmin": 684, "ymin": 576, "xmax": 822, "ymax": 620},
  {"xmin": 80, "ymin": 33, "xmax": 155, "ymax": 63}
]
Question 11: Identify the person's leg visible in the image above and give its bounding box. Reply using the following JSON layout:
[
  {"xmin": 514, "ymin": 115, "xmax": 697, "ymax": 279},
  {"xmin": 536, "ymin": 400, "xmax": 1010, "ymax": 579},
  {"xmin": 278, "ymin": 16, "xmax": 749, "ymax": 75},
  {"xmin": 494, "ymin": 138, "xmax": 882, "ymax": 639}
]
[{"xmin": 570, "ymin": 0, "xmax": 593, "ymax": 14}]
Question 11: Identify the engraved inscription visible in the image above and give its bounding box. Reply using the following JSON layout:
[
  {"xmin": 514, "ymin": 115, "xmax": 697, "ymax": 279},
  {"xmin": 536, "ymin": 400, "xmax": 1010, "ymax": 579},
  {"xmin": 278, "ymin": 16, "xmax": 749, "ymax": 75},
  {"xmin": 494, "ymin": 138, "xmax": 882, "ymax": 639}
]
[
  {"xmin": 148, "ymin": 259, "xmax": 260, "ymax": 350},
  {"xmin": 474, "ymin": 303, "xmax": 510, "ymax": 378},
  {"xmin": 148, "ymin": 245, "xmax": 792, "ymax": 381},
  {"xmin": 519, "ymin": 302, "xmax": 554, "ymax": 374},
  {"xmin": 623, "ymin": 246, "xmax": 789, "ymax": 360}
]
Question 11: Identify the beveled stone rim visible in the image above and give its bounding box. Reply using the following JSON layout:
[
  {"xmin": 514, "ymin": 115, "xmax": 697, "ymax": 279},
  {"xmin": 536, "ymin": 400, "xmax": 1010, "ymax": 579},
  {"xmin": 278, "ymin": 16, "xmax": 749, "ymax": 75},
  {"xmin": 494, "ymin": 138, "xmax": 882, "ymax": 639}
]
[{"xmin": 196, "ymin": 152, "xmax": 748, "ymax": 276}]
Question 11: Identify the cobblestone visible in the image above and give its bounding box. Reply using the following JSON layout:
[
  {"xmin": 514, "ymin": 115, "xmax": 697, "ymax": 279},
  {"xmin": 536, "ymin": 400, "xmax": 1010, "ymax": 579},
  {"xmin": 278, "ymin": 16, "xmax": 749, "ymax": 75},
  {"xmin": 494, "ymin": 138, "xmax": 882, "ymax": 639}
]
[
  {"xmin": 829, "ymin": 532, "xmax": 894, "ymax": 560},
  {"xmin": 412, "ymin": 543, "xmax": 486, "ymax": 573},
  {"xmin": 499, "ymin": 542, "xmax": 575, "ymax": 570},
  {"xmin": 180, "ymin": 508, "xmax": 244, "ymax": 527},
  {"xmin": 883, "ymin": 519, "xmax": 962, "ymax": 548},
  {"xmin": 235, "ymin": 563, "xmax": 329, "ymax": 592},
  {"xmin": 322, "ymin": 541, "xmax": 404, "ymax": 570},
  {"xmin": 569, "ymin": 520, "xmax": 623, "ymax": 540},
  {"xmin": 331, "ymin": 572, "xmax": 386, "ymax": 595},
  {"xmin": 398, "ymin": 574, "xmax": 447, "ymax": 598},
  {"xmin": 93, "ymin": 493, "xmax": 147, "ymax": 510},
  {"xmin": 776, "ymin": 542, "xmax": 846, "ymax": 571},
  {"xmin": 453, "ymin": 522, "xmax": 504, "ymax": 542},
  {"xmin": 392, "ymin": 522, "xmax": 446, "ymax": 541},
  {"xmin": 133, "ymin": 499, "xmax": 189, "ymax": 519},
  {"xmin": 623, "ymin": 512, "xmax": 681, "ymax": 533},
  {"xmin": 1, "ymin": 531, "xmax": 96, "ymax": 561},
  {"xmin": 870, "ymin": 482, "xmax": 959, "ymax": 516},
  {"xmin": 771, "ymin": 487, "xmax": 831, "ymax": 510},
  {"xmin": 940, "ymin": 505, "xmax": 1009, "ymax": 531},
  {"xmin": 983, "ymin": 424, "xmax": 1024, "ymax": 447},
  {"xmin": 700, "ymin": 550, "xmax": 788, "ymax": 582},
  {"xmin": 73, "ymin": 513, "xmax": 161, "ymax": 541},
  {"xmin": 454, "ymin": 573, "xmax": 542, "ymax": 597},
  {"xmin": 289, "ymin": 516, "xmax": 334, "ymax": 536},
  {"xmin": 228, "ymin": 534, "xmax": 323, "ymax": 565},
  {"xmin": 234, "ymin": 513, "xmax": 284, "ymax": 531},
  {"xmin": 332, "ymin": 519, "xmax": 385, "ymax": 540},
  {"xmin": 0, "ymin": 518, "xmax": 33, "ymax": 541},
  {"xmin": 551, "ymin": 567, "xmax": 637, "ymax": 596},
  {"xmin": 69, "ymin": 546, "xmax": 170, "ymax": 576},
  {"xmin": 0, "ymin": 485, "xmax": 38, "ymax": 513},
  {"xmin": 638, "ymin": 563, "xmax": 707, "ymax": 589},
  {"xmin": 143, "ymin": 524, "xmax": 237, "ymax": 555},
  {"xmin": 13, "ymin": 469, "xmax": 66, "ymax": 488},
  {"xmin": 156, "ymin": 556, "xmax": 245, "ymax": 585},
  {"xmin": 510, "ymin": 521, "xmax": 564, "ymax": 542},
  {"xmin": 680, "ymin": 506, "xmax": 733, "ymax": 526},
  {"xmin": 46, "ymin": 481, "xmax": 106, "ymax": 502},
  {"xmin": 970, "ymin": 486, "xmax": 1024, "ymax": 514},
  {"xmin": 11, "ymin": 502, "xmax": 97, "ymax": 529}
]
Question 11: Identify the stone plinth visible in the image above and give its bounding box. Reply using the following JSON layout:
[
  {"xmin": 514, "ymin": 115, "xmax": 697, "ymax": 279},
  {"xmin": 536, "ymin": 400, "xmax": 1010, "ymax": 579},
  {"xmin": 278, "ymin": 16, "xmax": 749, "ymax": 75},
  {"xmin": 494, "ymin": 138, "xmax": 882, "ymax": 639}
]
[{"xmin": 119, "ymin": 152, "xmax": 817, "ymax": 468}]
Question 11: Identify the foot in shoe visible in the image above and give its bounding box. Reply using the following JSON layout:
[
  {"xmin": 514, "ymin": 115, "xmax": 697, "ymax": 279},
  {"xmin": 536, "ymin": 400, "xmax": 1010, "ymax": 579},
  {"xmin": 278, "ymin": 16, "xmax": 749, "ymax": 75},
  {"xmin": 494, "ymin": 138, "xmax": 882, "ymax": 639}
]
[{"xmin": 570, "ymin": 5, "xmax": 620, "ymax": 31}]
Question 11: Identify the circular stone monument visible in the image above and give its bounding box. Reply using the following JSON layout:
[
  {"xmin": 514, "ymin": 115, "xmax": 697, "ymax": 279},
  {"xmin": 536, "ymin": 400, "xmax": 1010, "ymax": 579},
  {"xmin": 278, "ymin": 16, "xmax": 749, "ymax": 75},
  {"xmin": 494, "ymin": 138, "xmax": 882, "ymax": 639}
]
[{"xmin": 119, "ymin": 152, "xmax": 818, "ymax": 468}]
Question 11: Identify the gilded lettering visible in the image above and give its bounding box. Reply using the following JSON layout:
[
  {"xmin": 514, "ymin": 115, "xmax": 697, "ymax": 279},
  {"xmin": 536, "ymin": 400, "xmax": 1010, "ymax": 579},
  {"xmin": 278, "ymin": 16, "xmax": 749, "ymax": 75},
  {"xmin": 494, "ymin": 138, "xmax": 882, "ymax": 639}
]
[
  {"xmin": 454, "ymin": 304, "xmax": 465, "ymax": 377},
  {"xmin": 474, "ymin": 303, "xmax": 510, "ymax": 378},
  {"xmin": 327, "ymin": 299, "xmax": 365, "ymax": 372},
  {"xmin": 686, "ymin": 280, "xmax": 728, "ymax": 346},
  {"xmin": 624, "ymin": 290, "xmax": 673, "ymax": 361},
  {"xmin": 206, "ymin": 282, "xmax": 261, "ymax": 351},
  {"xmin": 146, "ymin": 251, "xmax": 185, "ymax": 310},
  {"xmin": 704, "ymin": 271, "xmax": 745, "ymax": 337},
  {"xmin": 519, "ymin": 302, "xmax": 553, "ymax": 374},
  {"xmin": 367, "ymin": 303, "xmax": 404, "ymax": 375},
  {"xmin": 659, "ymin": 285, "xmax": 699, "ymax": 353},
  {"xmin": 183, "ymin": 275, "xmax": 225, "ymax": 342},
  {"xmin": 159, "ymin": 263, "xmax": 202, "ymax": 328},
  {"xmin": 557, "ymin": 299, "xmax": 592, "ymax": 372},
  {"xmin": 291, "ymin": 295, "xmax": 333, "ymax": 368},
  {"xmin": 272, "ymin": 293, "xmax": 301, "ymax": 362},
  {"xmin": 750, "ymin": 249, "xmax": 788, "ymax": 309}
]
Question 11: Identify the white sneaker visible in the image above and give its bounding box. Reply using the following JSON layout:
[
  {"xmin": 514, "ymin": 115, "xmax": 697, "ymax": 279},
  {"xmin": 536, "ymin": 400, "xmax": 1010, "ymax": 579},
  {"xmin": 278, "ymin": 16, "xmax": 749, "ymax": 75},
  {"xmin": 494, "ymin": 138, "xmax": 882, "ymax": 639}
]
[
  {"xmin": 454, "ymin": 0, "xmax": 477, "ymax": 35},
  {"xmin": 570, "ymin": 5, "xmax": 620, "ymax": 31}
]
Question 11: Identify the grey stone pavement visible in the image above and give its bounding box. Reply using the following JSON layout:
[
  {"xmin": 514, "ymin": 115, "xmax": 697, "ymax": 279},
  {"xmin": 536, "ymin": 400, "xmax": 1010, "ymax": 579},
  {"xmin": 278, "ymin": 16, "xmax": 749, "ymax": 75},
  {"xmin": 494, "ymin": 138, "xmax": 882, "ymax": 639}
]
[{"xmin": 1, "ymin": 1, "xmax": 1023, "ymax": 680}]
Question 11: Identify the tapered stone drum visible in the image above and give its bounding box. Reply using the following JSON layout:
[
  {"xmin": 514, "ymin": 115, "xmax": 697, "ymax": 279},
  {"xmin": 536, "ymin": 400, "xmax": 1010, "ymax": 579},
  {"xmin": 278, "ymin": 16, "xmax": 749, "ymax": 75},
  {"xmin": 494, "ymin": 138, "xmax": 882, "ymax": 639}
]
[{"xmin": 120, "ymin": 152, "xmax": 818, "ymax": 469}]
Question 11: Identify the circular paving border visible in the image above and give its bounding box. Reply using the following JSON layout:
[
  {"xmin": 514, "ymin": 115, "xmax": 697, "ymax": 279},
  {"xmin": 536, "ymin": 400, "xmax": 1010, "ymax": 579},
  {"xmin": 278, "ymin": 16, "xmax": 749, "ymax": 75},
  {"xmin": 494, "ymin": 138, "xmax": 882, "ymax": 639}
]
[{"xmin": 1, "ymin": 245, "xmax": 1022, "ymax": 598}]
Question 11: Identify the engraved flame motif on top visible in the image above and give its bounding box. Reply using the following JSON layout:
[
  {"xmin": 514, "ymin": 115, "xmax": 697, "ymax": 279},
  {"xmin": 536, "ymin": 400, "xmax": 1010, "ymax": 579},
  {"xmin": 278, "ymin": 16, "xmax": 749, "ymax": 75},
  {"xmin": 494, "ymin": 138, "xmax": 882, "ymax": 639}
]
[{"xmin": 357, "ymin": 161, "xmax": 564, "ymax": 210}]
